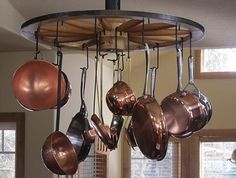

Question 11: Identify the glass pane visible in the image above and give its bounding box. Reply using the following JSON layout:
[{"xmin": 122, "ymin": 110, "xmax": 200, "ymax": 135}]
[
  {"xmin": 0, "ymin": 154, "xmax": 15, "ymax": 178},
  {"xmin": 200, "ymin": 142, "xmax": 236, "ymax": 178},
  {"xmin": 131, "ymin": 142, "xmax": 179, "ymax": 178},
  {"xmin": 203, "ymin": 48, "xmax": 236, "ymax": 72},
  {"xmin": 4, "ymin": 130, "xmax": 16, "ymax": 152}
]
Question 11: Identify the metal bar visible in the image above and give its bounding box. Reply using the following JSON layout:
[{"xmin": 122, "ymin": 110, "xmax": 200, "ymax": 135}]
[
  {"xmin": 105, "ymin": 0, "xmax": 120, "ymax": 10},
  {"xmin": 55, "ymin": 49, "xmax": 63, "ymax": 132}
]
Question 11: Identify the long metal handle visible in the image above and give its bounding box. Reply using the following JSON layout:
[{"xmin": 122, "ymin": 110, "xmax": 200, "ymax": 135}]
[
  {"xmin": 188, "ymin": 56, "xmax": 194, "ymax": 84},
  {"xmin": 176, "ymin": 48, "xmax": 183, "ymax": 93},
  {"xmin": 55, "ymin": 50, "xmax": 63, "ymax": 132},
  {"xmin": 80, "ymin": 67, "xmax": 87, "ymax": 106},
  {"xmin": 150, "ymin": 67, "xmax": 157, "ymax": 97},
  {"xmin": 143, "ymin": 43, "xmax": 150, "ymax": 96}
]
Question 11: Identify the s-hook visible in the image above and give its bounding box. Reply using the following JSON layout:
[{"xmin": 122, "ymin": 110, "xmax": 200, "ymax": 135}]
[{"xmin": 34, "ymin": 29, "xmax": 40, "ymax": 60}]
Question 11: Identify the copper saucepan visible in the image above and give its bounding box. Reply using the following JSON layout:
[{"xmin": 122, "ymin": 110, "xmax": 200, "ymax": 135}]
[
  {"xmin": 132, "ymin": 44, "xmax": 169, "ymax": 160},
  {"xmin": 12, "ymin": 60, "xmax": 66, "ymax": 111},
  {"xmin": 183, "ymin": 56, "xmax": 212, "ymax": 132},
  {"xmin": 66, "ymin": 67, "xmax": 95, "ymax": 163},
  {"xmin": 161, "ymin": 47, "xmax": 204, "ymax": 138},
  {"xmin": 41, "ymin": 51, "xmax": 78, "ymax": 175},
  {"xmin": 42, "ymin": 131, "xmax": 78, "ymax": 175},
  {"xmin": 106, "ymin": 56, "xmax": 136, "ymax": 116}
]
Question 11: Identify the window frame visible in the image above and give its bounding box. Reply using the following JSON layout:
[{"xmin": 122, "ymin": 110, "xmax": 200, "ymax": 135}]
[
  {"xmin": 0, "ymin": 112, "xmax": 25, "ymax": 178},
  {"xmin": 181, "ymin": 129, "xmax": 236, "ymax": 178},
  {"xmin": 195, "ymin": 50, "xmax": 236, "ymax": 79},
  {"xmin": 123, "ymin": 129, "xmax": 236, "ymax": 178}
]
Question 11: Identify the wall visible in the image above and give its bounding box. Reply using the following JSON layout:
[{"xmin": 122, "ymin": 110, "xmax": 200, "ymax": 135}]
[
  {"xmin": 0, "ymin": 51, "xmax": 55, "ymax": 178},
  {"xmin": 125, "ymin": 49, "xmax": 236, "ymax": 129}
]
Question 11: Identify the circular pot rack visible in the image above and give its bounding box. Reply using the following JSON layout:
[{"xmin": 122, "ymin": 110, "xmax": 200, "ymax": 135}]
[{"xmin": 21, "ymin": 10, "xmax": 204, "ymax": 52}]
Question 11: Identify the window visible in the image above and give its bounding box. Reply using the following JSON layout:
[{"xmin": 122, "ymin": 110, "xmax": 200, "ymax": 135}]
[
  {"xmin": 124, "ymin": 130, "xmax": 236, "ymax": 178},
  {"xmin": 75, "ymin": 139, "xmax": 107, "ymax": 178},
  {"xmin": 181, "ymin": 129, "xmax": 236, "ymax": 178},
  {"xmin": 195, "ymin": 49, "xmax": 236, "ymax": 78},
  {"xmin": 123, "ymin": 139, "xmax": 181, "ymax": 178},
  {"xmin": 200, "ymin": 142, "xmax": 236, "ymax": 178},
  {"xmin": 131, "ymin": 141, "xmax": 180, "ymax": 178},
  {"xmin": 0, "ymin": 113, "xmax": 25, "ymax": 178}
]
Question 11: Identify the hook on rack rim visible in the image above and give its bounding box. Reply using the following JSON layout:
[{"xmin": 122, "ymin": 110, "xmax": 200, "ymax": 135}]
[{"xmin": 34, "ymin": 29, "xmax": 40, "ymax": 60}]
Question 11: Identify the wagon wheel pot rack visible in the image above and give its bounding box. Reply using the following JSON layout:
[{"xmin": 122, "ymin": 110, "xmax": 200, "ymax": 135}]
[{"xmin": 12, "ymin": 0, "xmax": 211, "ymax": 175}]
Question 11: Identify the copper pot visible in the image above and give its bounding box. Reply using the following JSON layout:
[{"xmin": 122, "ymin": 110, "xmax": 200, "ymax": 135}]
[
  {"xmin": 183, "ymin": 56, "xmax": 212, "ymax": 132},
  {"xmin": 106, "ymin": 69, "xmax": 136, "ymax": 116},
  {"xmin": 12, "ymin": 60, "xmax": 66, "ymax": 111},
  {"xmin": 41, "ymin": 131, "xmax": 78, "ymax": 175},
  {"xmin": 58, "ymin": 71, "xmax": 72, "ymax": 108},
  {"xmin": 132, "ymin": 44, "xmax": 169, "ymax": 160},
  {"xmin": 161, "ymin": 49, "xmax": 204, "ymax": 138}
]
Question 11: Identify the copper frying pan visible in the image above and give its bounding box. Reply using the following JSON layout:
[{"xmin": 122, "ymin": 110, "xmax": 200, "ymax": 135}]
[{"xmin": 132, "ymin": 44, "xmax": 169, "ymax": 160}]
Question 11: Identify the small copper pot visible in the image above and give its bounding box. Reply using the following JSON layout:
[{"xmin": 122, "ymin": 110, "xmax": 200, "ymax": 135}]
[
  {"xmin": 12, "ymin": 60, "xmax": 66, "ymax": 111},
  {"xmin": 106, "ymin": 69, "xmax": 136, "ymax": 116},
  {"xmin": 41, "ymin": 131, "xmax": 78, "ymax": 175}
]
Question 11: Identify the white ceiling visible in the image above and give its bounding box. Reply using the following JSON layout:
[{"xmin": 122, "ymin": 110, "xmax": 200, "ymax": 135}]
[{"xmin": 1, "ymin": 0, "xmax": 236, "ymax": 51}]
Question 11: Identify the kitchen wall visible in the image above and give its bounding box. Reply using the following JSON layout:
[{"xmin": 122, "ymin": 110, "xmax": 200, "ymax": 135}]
[
  {"xmin": 124, "ymin": 49, "xmax": 236, "ymax": 129},
  {"xmin": 0, "ymin": 51, "xmax": 55, "ymax": 178}
]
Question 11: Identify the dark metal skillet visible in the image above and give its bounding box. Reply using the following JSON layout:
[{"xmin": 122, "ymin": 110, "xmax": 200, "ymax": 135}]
[{"xmin": 66, "ymin": 67, "xmax": 95, "ymax": 163}]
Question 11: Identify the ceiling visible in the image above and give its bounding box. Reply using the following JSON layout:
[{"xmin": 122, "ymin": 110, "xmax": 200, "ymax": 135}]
[{"xmin": 1, "ymin": 0, "xmax": 236, "ymax": 52}]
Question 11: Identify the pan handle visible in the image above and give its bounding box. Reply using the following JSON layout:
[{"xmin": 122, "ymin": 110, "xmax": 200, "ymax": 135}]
[
  {"xmin": 150, "ymin": 67, "xmax": 157, "ymax": 97},
  {"xmin": 184, "ymin": 56, "xmax": 200, "ymax": 96},
  {"xmin": 143, "ymin": 43, "xmax": 150, "ymax": 96},
  {"xmin": 176, "ymin": 48, "xmax": 183, "ymax": 93},
  {"xmin": 80, "ymin": 67, "xmax": 87, "ymax": 111}
]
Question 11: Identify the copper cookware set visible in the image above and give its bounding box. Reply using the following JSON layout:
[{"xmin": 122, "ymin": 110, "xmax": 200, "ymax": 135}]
[{"xmin": 11, "ymin": 39, "xmax": 212, "ymax": 175}]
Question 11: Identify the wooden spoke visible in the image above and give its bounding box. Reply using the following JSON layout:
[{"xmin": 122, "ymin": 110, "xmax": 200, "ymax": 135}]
[
  {"xmin": 99, "ymin": 18, "xmax": 113, "ymax": 31},
  {"xmin": 116, "ymin": 19, "xmax": 143, "ymax": 32},
  {"xmin": 38, "ymin": 31, "xmax": 95, "ymax": 37},
  {"xmin": 129, "ymin": 29, "xmax": 190, "ymax": 36},
  {"xmin": 39, "ymin": 22, "xmax": 94, "ymax": 34},
  {"xmin": 129, "ymin": 37, "xmax": 157, "ymax": 46},
  {"xmin": 64, "ymin": 19, "xmax": 103, "ymax": 32},
  {"xmin": 130, "ymin": 36, "xmax": 176, "ymax": 42},
  {"xmin": 81, "ymin": 39, "xmax": 97, "ymax": 48},
  {"xmin": 40, "ymin": 35, "xmax": 94, "ymax": 43},
  {"xmin": 127, "ymin": 23, "xmax": 175, "ymax": 32}
]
